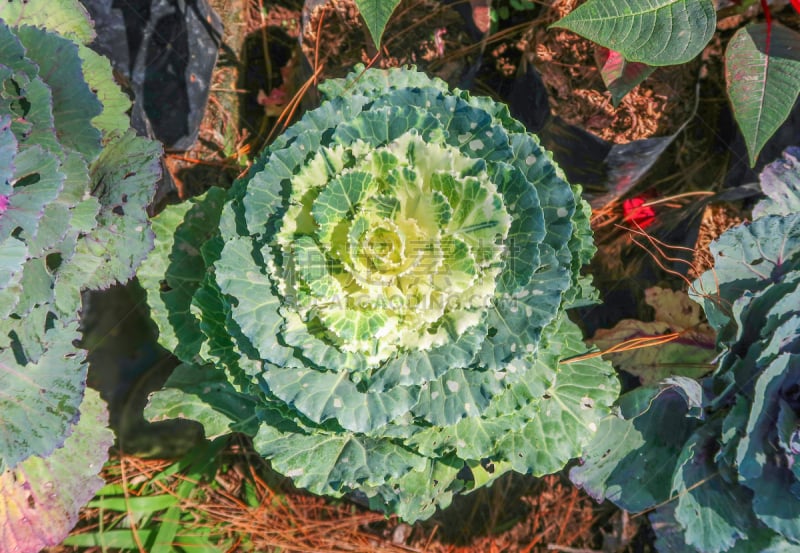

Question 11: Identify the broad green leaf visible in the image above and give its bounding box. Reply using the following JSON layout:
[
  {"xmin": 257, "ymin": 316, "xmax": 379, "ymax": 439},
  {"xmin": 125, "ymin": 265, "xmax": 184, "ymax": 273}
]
[
  {"xmin": 0, "ymin": 389, "xmax": 112, "ymax": 553},
  {"xmin": 410, "ymin": 367, "xmax": 500, "ymax": 427},
  {"xmin": 570, "ymin": 383, "xmax": 700, "ymax": 513},
  {"xmin": 146, "ymin": 363, "xmax": 261, "ymax": 438},
  {"xmin": 353, "ymin": 0, "xmax": 401, "ymax": 48},
  {"xmin": 138, "ymin": 188, "xmax": 226, "ymax": 364},
  {"xmin": 495, "ymin": 320, "xmax": 619, "ymax": 474},
  {"xmin": 726, "ymin": 23, "xmax": 800, "ymax": 166},
  {"xmin": 312, "ymin": 171, "xmax": 373, "ymax": 243},
  {"xmin": 215, "ymin": 234, "xmax": 294, "ymax": 367},
  {"xmin": 83, "ymin": 130, "xmax": 160, "ymax": 286},
  {"xmin": 264, "ymin": 365, "xmax": 415, "ymax": 432},
  {"xmin": 552, "ymin": 0, "xmax": 715, "ymax": 66},
  {"xmin": 53, "ymin": 130, "xmax": 161, "ymax": 316},
  {"xmin": 365, "ymin": 456, "xmax": 463, "ymax": 523},
  {"xmin": 410, "ymin": 318, "xmax": 618, "ymax": 470},
  {"xmin": 0, "ymin": 146, "xmax": 64, "ymax": 245},
  {"xmin": 596, "ymin": 47, "xmax": 656, "ymax": 106},
  {"xmin": 673, "ymin": 420, "xmax": 760, "ymax": 553},
  {"xmin": 0, "ymin": 236, "xmax": 25, "ymax": 292},
  {"xmin": 254, "ymin": 424, "xmax": 427, "ymax": 496},
  {"xmin": 78, "ymin": 46, "xmax": 132, "ymax": 134},
  {"xmin": 0, "ymin": 0, "xmax": 95, "ymax": 44},
  {"xmin": 0, "ymin": 322, "xmax": 86, "ymax": 468},
  {"xmin": 693, "ymin": 213, "xmax": 800, "ymax": 337}
]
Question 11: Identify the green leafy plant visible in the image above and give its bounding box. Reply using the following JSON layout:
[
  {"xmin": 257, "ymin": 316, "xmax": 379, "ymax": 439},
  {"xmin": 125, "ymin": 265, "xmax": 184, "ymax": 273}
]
[
  {"xmin": 0, "ymin": 0, "xmax": 161, "ymax": 550},
  {"xmin": 554, "ymin": 0, "xmax": 800, "ymax": 165},
  {"xmin": 570, "ymin": 147, "xmax": 800, "ymax": 552},
  {"xmin": 139, "ymin": 66, "xmax": 619, "ymax": 522}
]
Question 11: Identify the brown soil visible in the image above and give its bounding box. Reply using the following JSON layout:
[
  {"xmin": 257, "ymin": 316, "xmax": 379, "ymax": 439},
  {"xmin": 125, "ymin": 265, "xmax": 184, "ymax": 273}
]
[
  {"xmin": 53, "ymin": 443, "xmax": 652, "ymax": 553},
  {"xmin": 524, "ymin": 0, "xmax": 699, "ymax": 143},
  {"xmin": 689, "ymin": 202, "xmax": 745, "ymax": 279},
  {"xmin": 301, "ymin": 0, "xmax": 476, "ymax": 84}
]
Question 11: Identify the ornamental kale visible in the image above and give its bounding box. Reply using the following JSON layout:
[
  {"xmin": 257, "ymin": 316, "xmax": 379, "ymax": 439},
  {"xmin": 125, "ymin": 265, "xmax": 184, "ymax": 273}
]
[
  {"xmin": 140, "ymin": 67, "xmax": 618, "ymax": 521},
  {"xmin": 571, "ymin": 148, "xmax": 800, "ymax": 552},
  {"xmin": 0, "ymin": 1, "xmax": 161, "ymax": 550}
]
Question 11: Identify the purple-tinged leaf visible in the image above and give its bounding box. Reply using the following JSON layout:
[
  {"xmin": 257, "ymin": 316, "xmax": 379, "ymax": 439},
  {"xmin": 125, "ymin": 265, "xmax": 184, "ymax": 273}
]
[
  {"xmin": 753, "ymin": 146, "xmax": 800, "ymax": 218},
  {"xmin": 596, "ymin": 47, "xmax": 656, "ymax": 107},
  {"xmin": 726, "ymin": 22, "xmax": 800, "ymax": 166},
  {"xmin": 0, "ymin": 388, "xmax": 112, "ymax": 553},
  {"xmin": 591, "ymin": 287, "xmax": 717, "ymax": 385},
  {"xmin": 737, "ymin": 354, "xmax": 800, "ymax": 542}
]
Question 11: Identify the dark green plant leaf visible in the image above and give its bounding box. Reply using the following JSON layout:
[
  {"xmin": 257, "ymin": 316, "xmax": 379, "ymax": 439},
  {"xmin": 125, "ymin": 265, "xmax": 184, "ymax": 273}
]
[
  {"xmin": 145, "ymin": 363, "xmax": 262, "ymax": 438},
  {"xmin": 726, "ymin": 23, "xmax": 800, "ymax": 166},
  {"xmin": 672, "ymin": 420, "xmax": 760, "ymax": 553},
  {"xmin": 570, "ymin": 381, "xmax": 702, "ymax": 513},
  {"xmin": 138, "ymin": 188, "xmax": 226, "ymax": 364},
  {"xmin": 353, "ymin": 0, "xmax": 402, "ymax": 48},
  {"xmin": 737, "ymin": 354, "xmax": 800, "ymax": 543},
  {"xmin": 552, "ymin": 0, "xmax": 716, "ymax": 66}
]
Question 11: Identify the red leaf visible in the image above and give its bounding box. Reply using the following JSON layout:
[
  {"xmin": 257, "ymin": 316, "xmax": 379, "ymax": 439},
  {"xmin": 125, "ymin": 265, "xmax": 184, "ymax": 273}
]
[{"xmin": 622, "ymin": 196, "xmax": 656, "ymax": 229}]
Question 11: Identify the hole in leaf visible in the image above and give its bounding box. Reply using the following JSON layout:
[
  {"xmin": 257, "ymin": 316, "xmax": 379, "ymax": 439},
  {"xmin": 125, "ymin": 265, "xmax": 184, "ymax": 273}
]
[
  {"xmin": 487, "ymin": 327, "xmax": 497, "ymax": 338},
  {"xmin": 159, "ymin": 279, "xmax": 172, "ymax": 293},
  {"xmin": 15, "ymin": 173, "xmax": 40, "ymax": 188},
  {"xmin": 45, "ymin": 252, "xmax": 63, "ymax": 274},
  {"xmin": 8, "ymin": 330, "xmax": 27, "ymax": 365},
  {"xmin": 45, "ymin": 311, "xmax": 56, "ymax": 332},
  {"xmin": 112, "ymin": 205, "xmax": 125, "ymax": 216}
]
